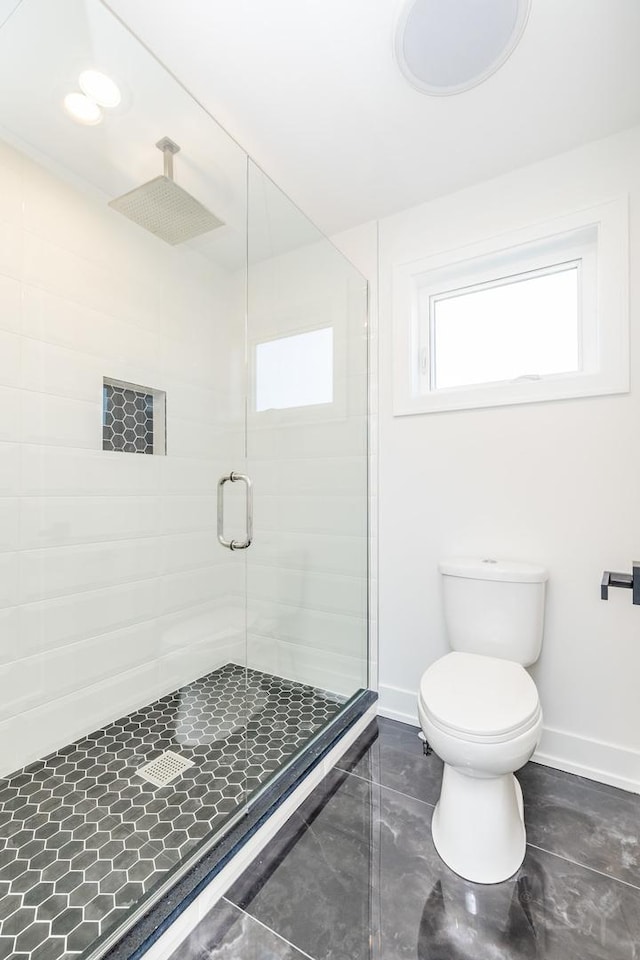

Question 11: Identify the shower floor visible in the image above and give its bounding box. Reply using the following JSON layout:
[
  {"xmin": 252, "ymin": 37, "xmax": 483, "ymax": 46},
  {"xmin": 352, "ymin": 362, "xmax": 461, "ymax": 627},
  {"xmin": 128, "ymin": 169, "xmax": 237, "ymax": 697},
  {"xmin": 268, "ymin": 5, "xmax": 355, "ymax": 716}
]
[{"xmin": 0, "ymin": 664, "xmax": 343, "ymax": 960}]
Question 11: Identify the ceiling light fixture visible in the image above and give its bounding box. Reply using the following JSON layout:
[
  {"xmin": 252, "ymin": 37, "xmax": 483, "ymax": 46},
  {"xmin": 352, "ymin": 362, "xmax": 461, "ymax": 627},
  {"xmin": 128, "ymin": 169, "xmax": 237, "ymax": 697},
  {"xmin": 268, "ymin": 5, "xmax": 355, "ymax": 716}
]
[
  {"xmin": 394, "ymin": 0, "xmax": 531, "ymax": 96},
  {"xmin": 63, "ymin": 92, "xmax": 103, "ymax": 126},
  {"xmin": 78, "ymin": 69, "xmax": 121, "ymax": 109}
]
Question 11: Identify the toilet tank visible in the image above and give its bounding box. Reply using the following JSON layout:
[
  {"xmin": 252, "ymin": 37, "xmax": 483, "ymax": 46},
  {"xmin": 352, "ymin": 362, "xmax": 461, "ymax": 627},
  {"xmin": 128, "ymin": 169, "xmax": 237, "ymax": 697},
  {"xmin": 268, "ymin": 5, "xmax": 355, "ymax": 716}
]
[{"xmin": 439, "ymin": 558, "xmax": 548, "ymax": 666}]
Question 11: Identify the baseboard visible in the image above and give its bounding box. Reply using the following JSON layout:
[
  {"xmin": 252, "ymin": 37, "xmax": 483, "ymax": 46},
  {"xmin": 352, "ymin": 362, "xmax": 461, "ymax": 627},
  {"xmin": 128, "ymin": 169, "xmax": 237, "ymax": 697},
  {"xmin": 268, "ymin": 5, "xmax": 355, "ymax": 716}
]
[
  {"xmin": 377, "ymin": 682, "xmax": 419, "ymax": 726},
  {"xmin": 378, "ymin": 683, "xmax": 640, "ymax": 794},
  {"xmin": 140, "ymin": 702, "xmax": 378, "ymax": 960},
  {"xmin": 534, "ymin": 726, "xmax": 640, "ymax": 795}
]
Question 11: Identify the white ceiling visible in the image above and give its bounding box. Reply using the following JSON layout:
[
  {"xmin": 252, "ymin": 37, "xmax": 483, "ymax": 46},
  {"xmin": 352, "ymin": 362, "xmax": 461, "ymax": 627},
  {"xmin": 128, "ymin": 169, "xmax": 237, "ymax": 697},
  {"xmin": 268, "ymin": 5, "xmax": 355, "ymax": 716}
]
[
  {"xmin": 0, "ymin": 0, "xmax": 330, "ymax": 269},
  {"xmin": 105, "ymin": 0, "xmax": 640, "ymax": 236}
]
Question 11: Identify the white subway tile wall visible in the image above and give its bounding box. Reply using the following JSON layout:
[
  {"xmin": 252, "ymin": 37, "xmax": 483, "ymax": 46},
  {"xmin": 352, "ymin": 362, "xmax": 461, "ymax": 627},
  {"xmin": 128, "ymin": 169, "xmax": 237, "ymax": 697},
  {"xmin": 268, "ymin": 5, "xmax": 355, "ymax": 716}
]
[{"xmin": 0, "ymin": 138, "xmax": 246, "ymax": 776}]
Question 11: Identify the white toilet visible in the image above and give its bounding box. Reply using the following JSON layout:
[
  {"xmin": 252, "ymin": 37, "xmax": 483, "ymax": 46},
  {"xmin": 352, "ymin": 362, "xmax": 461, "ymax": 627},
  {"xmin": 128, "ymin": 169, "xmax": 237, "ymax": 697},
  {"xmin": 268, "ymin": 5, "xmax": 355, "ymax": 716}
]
[{"xmin": 418, "ymin": 557, "xmax": 547, "ymax": 885}]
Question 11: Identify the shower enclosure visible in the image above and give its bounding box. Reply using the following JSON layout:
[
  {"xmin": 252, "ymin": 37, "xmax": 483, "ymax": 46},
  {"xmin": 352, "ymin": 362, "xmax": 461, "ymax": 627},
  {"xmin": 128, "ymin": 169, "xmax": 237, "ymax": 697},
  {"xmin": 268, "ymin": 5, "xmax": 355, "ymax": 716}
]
[{"xmin": 0, "ymin": 2, "xmax": 370, "ymax": 958}]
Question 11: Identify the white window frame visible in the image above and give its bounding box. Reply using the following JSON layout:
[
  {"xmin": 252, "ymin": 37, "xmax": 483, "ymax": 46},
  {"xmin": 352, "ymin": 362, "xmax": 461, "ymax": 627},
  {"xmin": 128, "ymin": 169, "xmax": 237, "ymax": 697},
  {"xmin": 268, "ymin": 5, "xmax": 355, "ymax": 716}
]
[{"xmin": 392, "ymin": 198, "xmax": 629, "ymax": 415}]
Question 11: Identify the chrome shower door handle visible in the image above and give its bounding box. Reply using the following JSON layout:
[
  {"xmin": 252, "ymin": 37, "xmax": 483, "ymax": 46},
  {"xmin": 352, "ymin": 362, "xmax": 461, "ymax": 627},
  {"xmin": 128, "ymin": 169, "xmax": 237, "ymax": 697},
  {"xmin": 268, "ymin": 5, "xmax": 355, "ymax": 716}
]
[{"xmin": 217, "ymin": 472, "xmax": 253, "ymax": 551}]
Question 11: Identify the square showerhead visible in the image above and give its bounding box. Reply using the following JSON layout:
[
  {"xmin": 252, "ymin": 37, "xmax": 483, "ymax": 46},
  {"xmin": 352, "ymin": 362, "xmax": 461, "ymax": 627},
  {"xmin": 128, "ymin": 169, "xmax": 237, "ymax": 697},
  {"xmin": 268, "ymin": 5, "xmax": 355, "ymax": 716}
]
[{"xmin": 109, "ymin": 174, "xmax": 224, "ymax": 246}]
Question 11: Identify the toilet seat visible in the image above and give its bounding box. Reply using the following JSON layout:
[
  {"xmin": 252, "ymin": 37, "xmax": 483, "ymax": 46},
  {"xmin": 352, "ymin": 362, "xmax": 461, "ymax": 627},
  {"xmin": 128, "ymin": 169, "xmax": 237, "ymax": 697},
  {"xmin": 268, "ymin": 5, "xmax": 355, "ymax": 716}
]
[{"xmin": 419, "ymin": 652, "xmax": 541, "ymax": 744}]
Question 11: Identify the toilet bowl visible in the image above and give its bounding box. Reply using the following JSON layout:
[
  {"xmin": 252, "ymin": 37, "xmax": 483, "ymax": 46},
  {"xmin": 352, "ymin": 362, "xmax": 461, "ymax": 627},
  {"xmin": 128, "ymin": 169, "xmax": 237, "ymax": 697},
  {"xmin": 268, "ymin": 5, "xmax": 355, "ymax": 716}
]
[
  {"xmin": 419, "ymin": 652, "xmax": 542, "ymax": 884},
  {"xmin": 418, "ymin": 558, "xmax": 547, "ymax": 885}
]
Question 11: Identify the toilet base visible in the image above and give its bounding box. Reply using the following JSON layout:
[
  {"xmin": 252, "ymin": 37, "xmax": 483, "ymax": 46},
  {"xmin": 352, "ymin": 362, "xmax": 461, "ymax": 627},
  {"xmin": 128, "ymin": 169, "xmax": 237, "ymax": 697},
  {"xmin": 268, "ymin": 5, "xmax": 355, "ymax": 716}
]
[{"xmin": 431, "ymin": 765, "xmax": 526, "ymax": 884}]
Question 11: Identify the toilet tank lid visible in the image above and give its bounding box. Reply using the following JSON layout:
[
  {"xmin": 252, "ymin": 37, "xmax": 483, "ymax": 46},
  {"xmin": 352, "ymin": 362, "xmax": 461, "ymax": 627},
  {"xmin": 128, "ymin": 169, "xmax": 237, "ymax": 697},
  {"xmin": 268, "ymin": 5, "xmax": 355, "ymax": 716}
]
[{"xmin": 439, "ymin": 557, "xmax": 548, "ymax": 583}]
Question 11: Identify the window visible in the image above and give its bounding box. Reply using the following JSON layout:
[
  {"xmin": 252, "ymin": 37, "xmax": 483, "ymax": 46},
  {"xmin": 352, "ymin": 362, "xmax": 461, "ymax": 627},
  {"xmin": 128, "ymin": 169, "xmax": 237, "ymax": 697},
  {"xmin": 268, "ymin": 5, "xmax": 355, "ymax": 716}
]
[
  {"xmin": 392, "ymin": 199, "xmax": 629, "ymax": 415},
  {"xmin": 429, "ymin": 264, "xmax": 580, "ymax": 390},
  {"xmin": 255, "ymin": 327, "xmax": 333, "ymax": 412}
]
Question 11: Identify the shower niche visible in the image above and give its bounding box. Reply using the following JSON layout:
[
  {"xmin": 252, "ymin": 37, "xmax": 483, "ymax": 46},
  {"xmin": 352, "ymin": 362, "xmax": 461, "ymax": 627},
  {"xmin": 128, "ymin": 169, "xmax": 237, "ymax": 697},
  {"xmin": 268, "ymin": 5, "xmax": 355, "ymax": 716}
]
[{"xmin": 102, "ymin": 376, "xmax": 167, "ymax": 455}]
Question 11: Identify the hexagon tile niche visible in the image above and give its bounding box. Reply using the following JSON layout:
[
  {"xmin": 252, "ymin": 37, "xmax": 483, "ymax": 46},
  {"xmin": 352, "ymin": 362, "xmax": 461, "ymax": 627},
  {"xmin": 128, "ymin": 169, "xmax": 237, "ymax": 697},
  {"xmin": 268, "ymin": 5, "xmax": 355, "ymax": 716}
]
[
  {"xmin": 0, "ymin": 664, "xmax": 343, "ymax": 960},
  {"xmin": 102, "ymin": 378, "xmax": 166, "ymax": 455}
]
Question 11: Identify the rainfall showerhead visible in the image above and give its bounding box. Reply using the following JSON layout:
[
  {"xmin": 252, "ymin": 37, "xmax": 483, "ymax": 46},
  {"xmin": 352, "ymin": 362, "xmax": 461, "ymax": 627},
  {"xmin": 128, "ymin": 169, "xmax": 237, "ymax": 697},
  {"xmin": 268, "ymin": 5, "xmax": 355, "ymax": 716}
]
[{"xmin": 109, "ymin": 137, "xmax": 224, "ymax": 245}]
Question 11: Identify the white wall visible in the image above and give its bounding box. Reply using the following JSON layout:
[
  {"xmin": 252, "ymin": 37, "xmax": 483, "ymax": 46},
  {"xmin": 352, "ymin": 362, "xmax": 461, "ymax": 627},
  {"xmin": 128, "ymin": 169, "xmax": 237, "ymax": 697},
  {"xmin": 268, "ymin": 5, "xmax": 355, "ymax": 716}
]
[
  {"xmin": 0, "ymin": 138, "xmax": 246, "ymax": 776},
  {"xmin": 365, "ymin": 125, "xmax": 640, "ymax": 792}
]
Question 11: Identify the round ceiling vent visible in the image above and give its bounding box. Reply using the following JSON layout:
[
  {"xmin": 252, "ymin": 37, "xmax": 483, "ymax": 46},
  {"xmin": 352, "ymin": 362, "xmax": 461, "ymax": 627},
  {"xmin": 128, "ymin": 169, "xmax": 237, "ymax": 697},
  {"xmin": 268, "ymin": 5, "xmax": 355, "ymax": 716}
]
[{"xmin": 394, "ymin": 0, "xmax": 531, "ymax": 96}]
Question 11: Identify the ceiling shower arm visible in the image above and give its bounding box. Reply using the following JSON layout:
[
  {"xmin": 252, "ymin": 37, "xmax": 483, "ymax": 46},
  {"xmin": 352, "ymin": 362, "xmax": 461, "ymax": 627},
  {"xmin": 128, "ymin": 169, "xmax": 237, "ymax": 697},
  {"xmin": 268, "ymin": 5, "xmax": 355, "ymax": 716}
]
[{"xmin": 156, "ymin": 136, "xmax": 180, "ymax": 180}]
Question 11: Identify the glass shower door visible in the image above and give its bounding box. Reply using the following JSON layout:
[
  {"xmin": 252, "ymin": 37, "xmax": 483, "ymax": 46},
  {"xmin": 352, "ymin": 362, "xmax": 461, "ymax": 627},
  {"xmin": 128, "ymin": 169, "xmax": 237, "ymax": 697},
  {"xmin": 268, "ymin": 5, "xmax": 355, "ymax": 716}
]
[{"xmin": 245, "ymin": 162, "xmax": 369, "ymax": 756}]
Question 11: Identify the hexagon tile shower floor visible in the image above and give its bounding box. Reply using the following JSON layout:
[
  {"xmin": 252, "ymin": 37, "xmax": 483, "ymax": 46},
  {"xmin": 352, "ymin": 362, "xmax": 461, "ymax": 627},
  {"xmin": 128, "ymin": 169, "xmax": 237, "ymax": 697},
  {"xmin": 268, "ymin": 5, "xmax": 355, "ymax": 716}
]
[{"xmin": 0, "ymin": 664, "xmax": 343, "ymax": 960}]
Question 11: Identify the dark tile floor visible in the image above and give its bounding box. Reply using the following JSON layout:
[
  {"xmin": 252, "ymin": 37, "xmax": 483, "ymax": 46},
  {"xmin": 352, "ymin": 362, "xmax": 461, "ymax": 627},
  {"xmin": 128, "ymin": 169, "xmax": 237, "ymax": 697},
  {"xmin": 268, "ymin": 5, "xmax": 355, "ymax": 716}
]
[
  {"xmin": 174, "ymin": 717, "xmax": 640, "ymax": 960},
  {"xmin": 0, "ymin": 665, "xmax": 343, "ymax": 960}
]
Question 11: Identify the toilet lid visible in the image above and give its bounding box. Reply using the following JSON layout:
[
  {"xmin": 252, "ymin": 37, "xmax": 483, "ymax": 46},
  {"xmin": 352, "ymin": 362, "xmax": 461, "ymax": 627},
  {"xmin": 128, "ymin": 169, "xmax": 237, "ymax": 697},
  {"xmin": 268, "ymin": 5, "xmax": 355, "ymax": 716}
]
[{"xmin": 419, "ymin": 652, "xmax": 540, "ymax": 739}]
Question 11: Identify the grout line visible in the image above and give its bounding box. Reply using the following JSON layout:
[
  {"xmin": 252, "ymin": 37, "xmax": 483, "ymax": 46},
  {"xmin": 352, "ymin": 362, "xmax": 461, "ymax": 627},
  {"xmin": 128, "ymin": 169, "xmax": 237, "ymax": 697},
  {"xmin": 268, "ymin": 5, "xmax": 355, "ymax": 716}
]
[
  {"xmin": 336, "ymin": 763, "xmax": 437, "ymax": 809},
  {"xmin": 526, "ymin": 842, "xmax": 640, "ymax": 893},
  {"xmin": 10, "ymin": 557, "xmax": 365, "ymax": 612},
  {"xmin": 0, "ymin": 524, "xmax": 367, "ymax": 554},
  {"xmin": 0, "ymin": 596, "xmax": 245, "ymax": 666},
  {"xmin": 0, "ymin": 437, "xmax": 369, "ymax": 465},
  {"xmin": 221, "ymin": 898, "xmax": 318, "ymax": 960}
]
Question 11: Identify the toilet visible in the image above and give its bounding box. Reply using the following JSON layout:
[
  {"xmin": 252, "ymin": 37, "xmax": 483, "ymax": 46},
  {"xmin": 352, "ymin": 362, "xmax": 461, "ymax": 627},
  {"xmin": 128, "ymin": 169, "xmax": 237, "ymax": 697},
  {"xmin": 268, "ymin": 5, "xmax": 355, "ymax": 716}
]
[{"xmin": 418, "ymin": 557, "xmax": 547, "ymax": 885}]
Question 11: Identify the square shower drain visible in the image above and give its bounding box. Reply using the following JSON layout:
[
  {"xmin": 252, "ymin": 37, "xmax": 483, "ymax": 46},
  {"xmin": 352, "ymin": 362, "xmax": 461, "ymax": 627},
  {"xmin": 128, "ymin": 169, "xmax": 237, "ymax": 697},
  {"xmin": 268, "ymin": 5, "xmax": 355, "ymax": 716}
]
[{"xmin": 137, "ymin": 750, "xmax": 195, "ymax": 787}]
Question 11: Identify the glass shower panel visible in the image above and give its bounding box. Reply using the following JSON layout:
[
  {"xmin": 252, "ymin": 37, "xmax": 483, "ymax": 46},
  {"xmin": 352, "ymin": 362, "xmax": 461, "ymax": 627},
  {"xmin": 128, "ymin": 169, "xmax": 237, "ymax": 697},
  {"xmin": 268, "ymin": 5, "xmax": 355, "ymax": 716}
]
[
  {"xmin": 0, "ymin": 3, "xmax": 369, "ymax": 957},
  {"xmin": 246, "ymin": 162, "xmax": 369, "ymax": 726}
]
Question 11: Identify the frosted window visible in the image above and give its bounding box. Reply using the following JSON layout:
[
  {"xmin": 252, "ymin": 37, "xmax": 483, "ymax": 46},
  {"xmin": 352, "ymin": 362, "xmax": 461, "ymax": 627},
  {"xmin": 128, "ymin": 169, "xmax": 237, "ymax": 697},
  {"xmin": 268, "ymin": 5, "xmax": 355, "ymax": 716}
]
[
  {"xmin": 256, "ymin": 327, "xmax": 333, "ymax": 412},
  {"xmin": 432, "ymin": 265, "xmax": 580, "ymax": 390}
]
